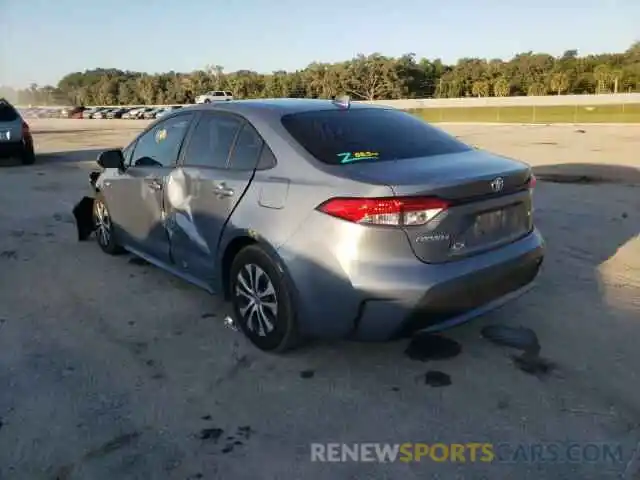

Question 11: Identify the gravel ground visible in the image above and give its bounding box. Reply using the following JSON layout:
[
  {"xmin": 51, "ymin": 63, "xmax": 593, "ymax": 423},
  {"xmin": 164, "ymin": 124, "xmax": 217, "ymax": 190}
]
[{"xmin": 0, "ymin": 120, "xmax": 638, "ymax": 480}]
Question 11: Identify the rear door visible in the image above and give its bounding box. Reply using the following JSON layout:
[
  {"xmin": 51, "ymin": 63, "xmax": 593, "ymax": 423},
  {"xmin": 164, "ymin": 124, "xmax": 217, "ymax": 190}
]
[
  {"xmin": 167, "ymin": 111, "xmax": 263, "ymax": 283},
  {"xmin": 103, "ymin": 113, "xmax": 195, "ymax": 262}
]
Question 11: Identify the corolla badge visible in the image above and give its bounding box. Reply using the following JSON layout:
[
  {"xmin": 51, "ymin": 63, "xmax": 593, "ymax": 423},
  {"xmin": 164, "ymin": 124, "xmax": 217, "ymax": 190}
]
[
  {"xmin": 491, "ymin": 177, "xmax": 504, "ymax": 192},
  {"xmin": 415, "ymin": 233, "xmax": 450, "ymax": 243}
]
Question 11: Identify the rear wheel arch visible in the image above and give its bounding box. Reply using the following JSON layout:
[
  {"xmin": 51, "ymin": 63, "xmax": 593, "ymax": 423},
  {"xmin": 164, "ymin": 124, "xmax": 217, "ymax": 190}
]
[
  {"xmin": 221, "ymin": 236, "xmax": 257, "ymax": 300},
  {"xmin": 220, "ymin": 235, "xmax": 297, "ymax": 303}
]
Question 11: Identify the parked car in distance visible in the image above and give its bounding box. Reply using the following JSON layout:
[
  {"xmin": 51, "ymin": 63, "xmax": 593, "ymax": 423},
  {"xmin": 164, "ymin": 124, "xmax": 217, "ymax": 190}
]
[
  {"xmin": 131, "ymin": 107, "xmax": 154, "ymax": 119},
  {"xmin": 60, "ymin": 106, "xmax": 86, "ymax": 119},
  {"xmin": 155, "ymin": 106, "xmax": 182, "ymax": 119},
  {"xmin": 92, "ymin": 108, "xmax": 113, "ymax": 119},
  {"xmin": 106, "ymin": 108, "xmax": 127, "ymax": 119},
  {"xmin": 87, "ymin": 98, "xmax": 544, "ymax": 353},
  {"xmin": 122, "ymin": 107, "xmax": 142, "ymax": 119},
  {"xmin": 195, "ymin": 91, "xmax": 233, "ymax": 103},
  {"xmin": 143, "ymin": 107, "xmax": 163, "ymax": 119},
  {"xmin": 83, "ymin": 108, "xmax": 99, "ymax": 119},
  {"xmin": 0, "ymin": 98, "xmax": 36, "ymax": 164}
]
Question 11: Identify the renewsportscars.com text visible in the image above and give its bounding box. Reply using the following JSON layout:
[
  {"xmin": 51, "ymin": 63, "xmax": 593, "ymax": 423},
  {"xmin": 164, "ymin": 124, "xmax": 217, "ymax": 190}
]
[{"xmin": 310, "ymin": 442, "xmax": 625, "ymax": 464}]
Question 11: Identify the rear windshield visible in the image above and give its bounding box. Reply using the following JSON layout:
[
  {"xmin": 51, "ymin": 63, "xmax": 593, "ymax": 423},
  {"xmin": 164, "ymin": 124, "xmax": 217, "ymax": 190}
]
[
  {"xmin": 281, "ymin": 108, "xmax": 471, "ymax": 165},
  {"xmin": 0, "ymin": 101, "xmax": 19, "ymax": 122}
]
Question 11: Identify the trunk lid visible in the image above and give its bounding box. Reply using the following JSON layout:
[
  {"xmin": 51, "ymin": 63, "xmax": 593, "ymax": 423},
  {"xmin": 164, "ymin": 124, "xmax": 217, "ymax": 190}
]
[{"xmin": 337, "ymin": 150, "xmax": 534, "ymax": 263}]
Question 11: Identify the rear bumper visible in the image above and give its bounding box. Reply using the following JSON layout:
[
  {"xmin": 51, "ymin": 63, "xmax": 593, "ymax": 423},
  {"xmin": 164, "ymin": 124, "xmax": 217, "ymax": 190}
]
[
  {"xmin": 353, "ymin": 245, "xmax": 543, "ymax": 341},
  {"xmin": 289, "ymin": 228, "xmax": 544, "ymax": 341},
  {"xmin": 0, "ymin": 140, "xmax": 26, "ymax": 159}
]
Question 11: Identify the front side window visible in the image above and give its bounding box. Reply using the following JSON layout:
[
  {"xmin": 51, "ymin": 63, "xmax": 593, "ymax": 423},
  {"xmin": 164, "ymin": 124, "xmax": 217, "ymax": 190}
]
[
  {"xmin": 182, "ymin": 112, "xmax": 243, "ymax": 168},
  {"xmin": 131, "ymin": 113, "xmax": 194, "ymax": 167}
]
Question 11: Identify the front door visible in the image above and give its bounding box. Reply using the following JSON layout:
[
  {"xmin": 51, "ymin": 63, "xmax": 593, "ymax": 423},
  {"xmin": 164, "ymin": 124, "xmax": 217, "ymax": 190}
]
[
  {"xmin": 167, "ymin": 112, "xmax": 264, "ymax": 285},
  {"xmin": 104, "ymin": 113, "xmax": 195, "ymax": 263}
]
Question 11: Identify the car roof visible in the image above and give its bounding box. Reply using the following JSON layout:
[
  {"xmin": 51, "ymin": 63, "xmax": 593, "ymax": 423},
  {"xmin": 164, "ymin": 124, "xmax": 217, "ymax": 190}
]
[{"xmin": 179, "ymin": 98, "xmax": 387, "ymax": 119}]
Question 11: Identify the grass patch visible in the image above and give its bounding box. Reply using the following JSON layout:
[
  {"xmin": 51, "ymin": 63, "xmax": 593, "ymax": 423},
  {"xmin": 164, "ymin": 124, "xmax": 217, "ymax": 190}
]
[{"xmin": 408, "ymin": 103, "xmax": 640, "ymax": 123}]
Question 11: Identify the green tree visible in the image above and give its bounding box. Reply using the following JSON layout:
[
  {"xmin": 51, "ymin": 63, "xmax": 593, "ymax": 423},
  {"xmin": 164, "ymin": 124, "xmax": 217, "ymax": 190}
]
[
  {"xmin": 7, "ymin": 41, "xmax": 639, "ymax": 106},
  {"xmin": 493, "ymin": 78, "xmax": 510, "ymax": 97},
  {"xmin": 549, "ymin": 72, "xmax": 570, "ymax": 95}
]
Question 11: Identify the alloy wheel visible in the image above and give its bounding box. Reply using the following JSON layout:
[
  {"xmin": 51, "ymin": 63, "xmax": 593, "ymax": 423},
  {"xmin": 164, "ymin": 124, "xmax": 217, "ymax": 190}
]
[
  {"xmin": 234, "ymin": 263, "xmax": 278, "ymax": 337},
  {"xmin": 94, "ymin": 200, "xmax": 111, "ymax": 247}
]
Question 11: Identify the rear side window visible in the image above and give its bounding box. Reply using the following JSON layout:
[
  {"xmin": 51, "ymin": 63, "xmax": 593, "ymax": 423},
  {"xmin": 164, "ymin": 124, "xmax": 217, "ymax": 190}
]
[
  {"xmin": 0, "ymin": 101, "xmax": 19, "ymax": 122},
  {"xmin": 228, "ymin": 123, "xmax": 264, "ymax": 171},
  {"xmin": 281, "ymin": 108, "xmax": 471, "ymax": 165}
]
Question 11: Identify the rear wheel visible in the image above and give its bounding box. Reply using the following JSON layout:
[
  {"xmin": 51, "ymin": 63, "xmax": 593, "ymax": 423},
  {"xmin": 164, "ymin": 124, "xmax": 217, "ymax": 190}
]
[
  {"xmin": 93, "ymin": 193, "xmax": 124, "ymax": 255},
  {"xmin": 21, "ymin": 142, "xmax": 36, "ymax": 165},
  {"xmin": 229, "ymin": 245, "xmax": 302, "ymax": 353}
]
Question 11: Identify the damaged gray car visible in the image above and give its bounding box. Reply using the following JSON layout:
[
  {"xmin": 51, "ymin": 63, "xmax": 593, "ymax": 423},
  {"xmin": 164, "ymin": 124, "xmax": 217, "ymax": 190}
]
[{"xmin": 75, "ymin": 98, "xmax": 544, "ymax": 353}]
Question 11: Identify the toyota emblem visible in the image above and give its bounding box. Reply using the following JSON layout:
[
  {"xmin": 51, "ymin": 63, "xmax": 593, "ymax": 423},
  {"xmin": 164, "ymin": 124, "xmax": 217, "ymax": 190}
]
[{"xmin": 490, "ymin": 177, "xmax": 504, "ymax": 192}]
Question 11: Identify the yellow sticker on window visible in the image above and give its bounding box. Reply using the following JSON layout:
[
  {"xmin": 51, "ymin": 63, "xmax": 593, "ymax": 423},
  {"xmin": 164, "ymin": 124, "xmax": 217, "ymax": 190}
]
[
  {"xmin": 337, "ymin": 151, "xmax": 380, "ymax": 163},
  {"xmin": 155, "ymin": 128, "xmax": 167, "ymax": 143}
]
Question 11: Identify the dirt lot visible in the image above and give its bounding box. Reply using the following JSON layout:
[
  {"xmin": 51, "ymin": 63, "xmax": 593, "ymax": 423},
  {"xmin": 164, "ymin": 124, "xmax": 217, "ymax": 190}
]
[{"xmin": 0, "ymin": 119, "xmax": 639, "ymax": 480}]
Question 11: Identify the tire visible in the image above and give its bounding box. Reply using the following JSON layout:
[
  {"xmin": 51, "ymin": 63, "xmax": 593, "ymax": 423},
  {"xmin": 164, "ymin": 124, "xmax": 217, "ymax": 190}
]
[
  {"xmin": 204, "ymin": 99, "xmax": 211, "ymax": 104},
  {"xmin": 229, "ymin": 245, "xmax": 302, "ymax": 353},
  {"xmin": 93, "ymin": 193, "xmax": 124, "ymax": 255},
  {"xmin": 21, "ymin": 142, "xmax": 36, "ymax": 165}
]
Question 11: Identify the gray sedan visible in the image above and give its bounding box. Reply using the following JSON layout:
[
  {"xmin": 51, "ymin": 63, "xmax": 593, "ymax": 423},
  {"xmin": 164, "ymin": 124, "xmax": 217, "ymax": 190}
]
[{"xmin": 84, "ymin": 98, "xmax": 544, "ymax": 352}]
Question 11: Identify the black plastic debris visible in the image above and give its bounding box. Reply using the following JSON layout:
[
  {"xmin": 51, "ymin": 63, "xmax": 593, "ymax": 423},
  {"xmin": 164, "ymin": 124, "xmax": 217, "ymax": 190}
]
[
  {"xmin": 89, "ymin": 171, "xmax": 100, "ymax": 188},
  {"xmin": 424, "ymin": 371, "xmax": 452, "ymax": 387},
  {"xmin": 300, "ymin": 369, "xmax": 315, "ymax": 379},
  {"xmin": 72, "ymin": 196, "xmax": 95, "ymax": 241},
  {"xmin": 404, "ymin": 333, "xmax": 462, "ymax": 362}
]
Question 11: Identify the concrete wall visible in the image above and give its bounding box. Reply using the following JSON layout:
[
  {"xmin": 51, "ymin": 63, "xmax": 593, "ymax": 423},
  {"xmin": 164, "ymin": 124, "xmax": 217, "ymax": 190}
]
[
  {"xmin": 18, "ymin": 93, "xmax": 640, "ymax": 110},
  {"xmin": 359, "ymin": 93, "xmax": 640, "ymax": 109}
]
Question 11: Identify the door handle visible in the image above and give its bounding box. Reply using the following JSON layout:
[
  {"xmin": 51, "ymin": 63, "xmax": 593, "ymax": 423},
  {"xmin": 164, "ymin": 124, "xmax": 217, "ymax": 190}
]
[
  {"xmin": 214, "ymin": 182, "xmax": 234, "ymax": 197},
  {"xmin": 147, "ymin": 178, "xmax": 163, "ymax": 191}
]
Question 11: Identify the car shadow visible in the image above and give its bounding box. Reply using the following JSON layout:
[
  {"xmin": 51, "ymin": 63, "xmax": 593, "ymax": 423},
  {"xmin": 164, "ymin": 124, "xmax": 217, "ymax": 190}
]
[
  {"xmin": 1, "ymin": 148, "xmax": 103, "ymax": 168},
  {"xmin": 39, "ymin": 148, "xmax": 104, "ymax": 165},
  {"xmin": 533, "ymin": 162, "xmax": 640, "ymax": 186}
]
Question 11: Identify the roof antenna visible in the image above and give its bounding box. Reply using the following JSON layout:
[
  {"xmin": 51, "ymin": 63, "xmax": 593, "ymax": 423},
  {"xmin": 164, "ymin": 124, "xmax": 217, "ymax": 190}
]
[{"xmin": 332, "ymin": 95, "xmax": 351, "ymax": 109}]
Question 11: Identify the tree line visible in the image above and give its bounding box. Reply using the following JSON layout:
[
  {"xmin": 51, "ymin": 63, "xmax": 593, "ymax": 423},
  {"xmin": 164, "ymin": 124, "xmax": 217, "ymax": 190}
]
[{"xmin": 2, "ymin": 42, "xmax": 639, "ymax": 106}]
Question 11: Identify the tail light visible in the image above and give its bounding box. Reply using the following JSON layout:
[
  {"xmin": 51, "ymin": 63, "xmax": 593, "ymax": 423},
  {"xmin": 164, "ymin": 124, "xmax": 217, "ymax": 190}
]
[
  {"xmin": 316, "ymin": 196, "xmax": 450, "ymax": 226},
  {"xmin": 21, "ymin": 121, "xmax": 30, "ymax": 136},
  {"xmin": 528, "ymin": 174, "xmax": 537, "ymax": 189}
]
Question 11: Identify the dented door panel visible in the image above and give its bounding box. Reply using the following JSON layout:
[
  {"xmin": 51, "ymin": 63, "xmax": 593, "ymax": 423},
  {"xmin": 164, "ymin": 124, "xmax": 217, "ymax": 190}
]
[{"xmin": 165, "ymin": 167, "xmax": 254, "ymax": 284}]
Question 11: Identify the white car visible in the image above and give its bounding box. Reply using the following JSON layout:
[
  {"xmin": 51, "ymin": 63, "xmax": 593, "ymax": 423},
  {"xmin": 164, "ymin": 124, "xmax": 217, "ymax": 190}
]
[
  {"xmin": 195, "ymin": 91, "xmax": 234, "ymax": 103},
  {"xmin": 123, "ymin": 108, "xmax": 144, "ymax": 119}
]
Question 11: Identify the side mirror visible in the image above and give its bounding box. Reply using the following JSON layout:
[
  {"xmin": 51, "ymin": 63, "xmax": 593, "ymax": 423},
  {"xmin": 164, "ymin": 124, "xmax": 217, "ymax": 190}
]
[{"xmin": 97, "ymin": 149, "xmax": 125, "ymax": 170}]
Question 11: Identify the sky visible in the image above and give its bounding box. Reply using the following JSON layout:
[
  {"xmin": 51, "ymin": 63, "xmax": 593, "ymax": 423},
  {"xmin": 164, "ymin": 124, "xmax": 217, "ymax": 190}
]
[{"xmin": 1, "ymin": 0, "xmax": 638, "ymax": 88}]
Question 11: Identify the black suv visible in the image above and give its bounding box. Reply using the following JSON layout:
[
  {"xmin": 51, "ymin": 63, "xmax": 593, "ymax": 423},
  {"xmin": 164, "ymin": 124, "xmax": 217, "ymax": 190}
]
[{"xmin": 0, "ymin": 99, "xmax": 35, "ymax": 164}]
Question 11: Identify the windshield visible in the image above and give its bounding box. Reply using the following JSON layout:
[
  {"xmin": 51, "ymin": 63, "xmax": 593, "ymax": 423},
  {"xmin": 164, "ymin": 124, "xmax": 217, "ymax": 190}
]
[
  {"xmin": 0, "ymin": 101, "xmax": 19, "ymax": 122},
  {"xmin": 280, "ymin": 108, "xmax": 471, "ymax": 165}
]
